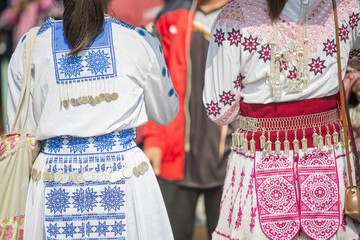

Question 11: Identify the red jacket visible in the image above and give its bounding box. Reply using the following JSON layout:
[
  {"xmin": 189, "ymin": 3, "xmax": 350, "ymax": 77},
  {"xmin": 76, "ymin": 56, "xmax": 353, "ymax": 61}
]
[{"xmin": 142, "ymin": 0, "xmax": 202, "ymax": 180}]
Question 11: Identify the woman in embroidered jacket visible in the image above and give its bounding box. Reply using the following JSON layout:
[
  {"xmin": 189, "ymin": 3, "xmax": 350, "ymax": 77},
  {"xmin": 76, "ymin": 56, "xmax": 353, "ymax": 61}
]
[
  {"xmin": 203, "ymin": 0, "xmax": 360, "ymax": 239},
  {"xmin": 6, "ymin": 0, "xmax": 179, "ymax": 239}
]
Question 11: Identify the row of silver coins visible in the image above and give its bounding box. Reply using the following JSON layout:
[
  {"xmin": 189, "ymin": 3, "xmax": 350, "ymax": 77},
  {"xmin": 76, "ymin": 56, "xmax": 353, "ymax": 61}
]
[
  {"xmin": 62, "ymin": 92, "xmax": 119, "ymax": 108},
  {"xmin": 31, "ymin": 161, "xmax": 150, "ymax": 183}
]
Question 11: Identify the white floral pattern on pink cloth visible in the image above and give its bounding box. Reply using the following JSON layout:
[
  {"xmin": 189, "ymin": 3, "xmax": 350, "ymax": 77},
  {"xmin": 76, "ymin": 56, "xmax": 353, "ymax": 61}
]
[{"xmin": 0, "ymin": 215, "xmax": 25, "ymax": 240}]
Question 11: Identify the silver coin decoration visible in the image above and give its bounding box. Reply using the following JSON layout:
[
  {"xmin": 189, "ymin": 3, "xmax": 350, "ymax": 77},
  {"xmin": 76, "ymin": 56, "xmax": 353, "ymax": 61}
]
[
  {"xmin": 133, "ymin": 167, "xmax": 140, "ymax": 177},
  {"xmin": 84, "ymin": 171, "xmax": 93, "ymax": 182},
  {"xmin": 54, "ymin": 172, "xmax": 62, "ymax": 182},
  {"xmin": 122, "ymin": 168, "xmax": 132, "ymax": 178}
]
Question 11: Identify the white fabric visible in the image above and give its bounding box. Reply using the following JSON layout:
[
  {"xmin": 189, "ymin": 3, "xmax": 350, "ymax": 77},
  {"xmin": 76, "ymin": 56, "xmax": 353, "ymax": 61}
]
[
  {"xmin": 212, "ymin": 148, "xmax": 360, "ymax": 240},
  {"xmin": 24, "ymin": 147, "xmax": 174, "ymax": 240},
  {"xmin": 6, "ymin": 18, "xmax": 179, "ymax": 140},
  {"xmin": 203, "ymin": 0, "xmax": 360, "ymax": 125},
  {"xmin": 203, "ymin": 0, "xmax": 360, "ymax": 239}
]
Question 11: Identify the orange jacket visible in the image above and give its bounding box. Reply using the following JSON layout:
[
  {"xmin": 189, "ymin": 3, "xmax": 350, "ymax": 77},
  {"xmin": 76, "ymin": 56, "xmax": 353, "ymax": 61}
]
[{"xmin": 142, "ymin": 0, "xmax": 202, "ymax": 180}]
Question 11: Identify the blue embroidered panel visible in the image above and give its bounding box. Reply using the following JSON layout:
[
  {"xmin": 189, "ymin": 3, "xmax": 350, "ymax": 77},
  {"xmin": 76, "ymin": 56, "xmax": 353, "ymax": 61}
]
[
  {"xmin": 43, "ymin": 129, "xmax": 137, "ymax": 156},
  {"xmin": 52, "ymin": 19, "xmax": 117, "ymax": 83},
  {"xmin": 45, "ymin": 181, "xmax": 126, "ymax": 240},
  {"xmin": 45, "ymin": 154, "xmax": 124, "ymax": 174},
  {"xmin": 38, "ymin": 18, "xmax": 53, "ymax": 35},
  {"xmin": 108, "ymin": 17, "xmax": 135, "ymax": 30}
]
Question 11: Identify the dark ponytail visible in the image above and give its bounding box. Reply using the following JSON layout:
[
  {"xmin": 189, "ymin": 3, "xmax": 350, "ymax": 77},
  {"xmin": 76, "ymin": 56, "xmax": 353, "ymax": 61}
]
[
  {"xmin": 63, "ymin": 0, "xmax": 109, "ymax": 55},
  {"xmin": 266, "ymin": 0, "xmax": 288, "ymax": 22}
]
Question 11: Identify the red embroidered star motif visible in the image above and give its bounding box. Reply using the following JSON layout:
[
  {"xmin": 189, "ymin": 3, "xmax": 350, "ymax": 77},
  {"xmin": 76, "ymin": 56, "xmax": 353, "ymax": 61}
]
[
  {"xmin": 214, "ymin": 29, "xmax": 225, "ymax": 46},
  {"xmin": 206, "ymin": 101, "xmax": 221, "ymax": 116},
  {"xmin": 288, "ymin": 67, "xmax": 297, "ymax": 80},
  {"xmin": 309, "ymin": 57, "xmax": 326, "ymax": 75},
  {"xmin": 227, "ymin": 29, "xmax": 242, "ymax": 46},
  {"xmin": 349, "ymin": 12, "xmax": 360, "ymax": 29},
  {"xmin": 259, "ymin": 45, "xmax": 271, "ymax": 62},
  {"xmin": 234, "ymin": 74, "xmax": 245, "ymax": 89},
  {"xmin": 242, "ymin": 35, "xmax": 259, "ymax": 53},
  {"xmin": 219, "ymin": 91, "xmax": 235, "ymax": 106},
  {"xmin": 323, "ymin": 39, "xmax": 337, "ymax": 56},
  {"xmin": 339, "ymin": 24, "xmax": 349, "ymax": 42}
]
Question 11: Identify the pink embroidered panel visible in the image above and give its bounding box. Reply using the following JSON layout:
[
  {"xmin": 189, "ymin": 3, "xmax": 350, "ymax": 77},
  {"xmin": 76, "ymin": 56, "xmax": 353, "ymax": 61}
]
[
  {"xmin": 297, "ymin": 148, "xmax": 340, "ymax": 240},
  {"xmin": 254, "ymin": 153, "xmax": 300, "ymax": 240}
]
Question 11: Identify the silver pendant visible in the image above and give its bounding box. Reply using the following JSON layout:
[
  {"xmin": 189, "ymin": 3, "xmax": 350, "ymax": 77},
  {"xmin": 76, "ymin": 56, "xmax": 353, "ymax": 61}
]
[
  {"xmin": 275, "ymin": 139, "xmax": 281, "ymax": 155},
  {"xmin": 250, "ymin": 139, "xmax": 256, "ymax": 157},
  {"xmin": 301, "ymin": 137, "xmax": 308, "ymax": 154}
]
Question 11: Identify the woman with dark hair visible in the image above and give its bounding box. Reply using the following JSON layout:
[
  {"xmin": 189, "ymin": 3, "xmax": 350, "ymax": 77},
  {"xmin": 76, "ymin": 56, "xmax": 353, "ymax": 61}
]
[
  {"xmin": 5, "ymin": 0, "xmax": 178, "ymax": 239},
  {"xmin": 203, "ymin": 0, "xmax": 360, "ymax": 239}
]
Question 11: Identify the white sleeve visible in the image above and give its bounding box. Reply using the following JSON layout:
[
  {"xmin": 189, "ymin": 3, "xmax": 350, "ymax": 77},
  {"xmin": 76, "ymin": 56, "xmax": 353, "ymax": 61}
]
[
  {"xmin": 203, "ymin": 21, "xmax": 242, "ymax": 126},
  {"xmin": 6, "ymin": 34, "xmax": 26, "ymax": 133},
  {"xmin": 136, "ymin": 28, "xmax": 179, "ymax": 125}
]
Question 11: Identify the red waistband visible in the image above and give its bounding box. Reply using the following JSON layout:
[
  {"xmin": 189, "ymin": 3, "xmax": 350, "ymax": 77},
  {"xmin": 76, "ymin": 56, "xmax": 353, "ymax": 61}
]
[{"xmin": 240, "ymin": 94, "xmax": 339, "ymax": 118}]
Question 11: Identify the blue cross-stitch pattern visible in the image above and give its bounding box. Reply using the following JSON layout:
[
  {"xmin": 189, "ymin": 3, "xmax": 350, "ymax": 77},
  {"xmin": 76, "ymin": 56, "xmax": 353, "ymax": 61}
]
[
  {"xmin": 62, "ymin": 223, "xmax": 76, "ymax": 238},
  {"xmin": 99, "ymin": 186, "xmax": 125, "ymax": 211},
  {"xmin": 72, "ymin": 187, "xmax": 98, "ymax": 213},
  {"xmin": 58, "ymin": 54, "xmax": 84, "ymax": 78},
  {"xmin": 45, "ymin": 136, "xmax": 64, "ymax": 153},
  {"xmin": 38, "ymin": 18, "xmax": 52, "ymax": 35},
  {"xmin": 45, "ymin": 188, "xmax": 71, "ymax": 214},
  {"xmin": 95, "ymin": 221, "xmax": 110, "ymax": 237},
  {"xmin": 86, "ymin": 222, "xmax": 94, "ymax": 237},
  {"xmin": 78, "ymin": 222, "xmax": 86, "ymax": 238},
  {"xmin": 92, "ymin": 132, "xmax": 117, "ymax": 152},
  {"xmin": 47, "ymin": 223, "xmax": 61, "ymax": 238},
  {"xmin": 109, "ymin": 17, "xmax": 135, "ymax": 30},
  {"xmin": 66, "ymin": 136, "xmax": 90, "ymax": 153},
  {"xmin": 85, "ymin": 50, "xmax": 111, "ymax": 75},
  {"xmin": 116, "ymin": 129, "xmax": 136, "ymax": 149},
  {"xmin": 112, "ymin": 221, "xmax": 126, "ymax": 236}
]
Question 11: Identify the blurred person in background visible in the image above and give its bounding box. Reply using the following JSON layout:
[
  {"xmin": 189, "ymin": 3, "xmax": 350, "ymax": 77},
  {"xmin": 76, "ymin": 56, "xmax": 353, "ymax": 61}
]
[
  {"xmin": 0, "ymin": 0, "xmax": 63, "ymax": 135},
  {"xmin": 0, "ymin": 0, "xmax": 8, "ymax": 135},
  {"xmin": 142, "ymin": 0, "xmax": 233, "ymax": 239},
  {"xmin": 0, "ymin": 0, "xmax": 63, "ymax": 46},
  {"xmin": 344, "ymin": 69, "xmax": 360, "ymax": 184}
]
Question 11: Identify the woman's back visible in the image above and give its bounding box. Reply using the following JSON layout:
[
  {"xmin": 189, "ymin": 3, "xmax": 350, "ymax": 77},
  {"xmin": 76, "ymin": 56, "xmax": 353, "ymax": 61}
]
[{"xmin": 7, "ymin": 17, "xmax": 178, "ymax": 139}]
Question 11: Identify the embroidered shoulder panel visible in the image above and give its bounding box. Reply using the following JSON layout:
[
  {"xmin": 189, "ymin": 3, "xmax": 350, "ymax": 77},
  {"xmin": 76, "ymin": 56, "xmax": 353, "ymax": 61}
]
[
  {"xmin": 38, "ymin": 18, "xmax": 53, "ymax": 35},
  {"xmin": 109, "ymin": 17, "xmax": 135, "ymax": 30},
  {"xmin": 215, "ymin": 0, "xmax": 358, "ymax": 56},
  {"xmin": 51, "ymin": 19, "xmax": 117, "ymax": 83}
]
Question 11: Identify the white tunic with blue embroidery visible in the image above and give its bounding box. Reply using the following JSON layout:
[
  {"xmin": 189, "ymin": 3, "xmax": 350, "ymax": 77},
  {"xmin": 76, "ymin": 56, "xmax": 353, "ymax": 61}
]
[
  {"xmin": 7, "ymin": 17, "xmax": 178, "ymax": 140},
  {"xmin": 6, "ymin": 17, "xmax": 178, "ymax": 240}
]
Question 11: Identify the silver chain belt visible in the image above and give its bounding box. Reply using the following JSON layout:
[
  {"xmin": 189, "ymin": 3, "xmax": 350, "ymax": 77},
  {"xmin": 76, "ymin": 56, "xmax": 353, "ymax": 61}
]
[{"xmin": 238, "ymin": 109, "xmax": 338, "ymax": 133}]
